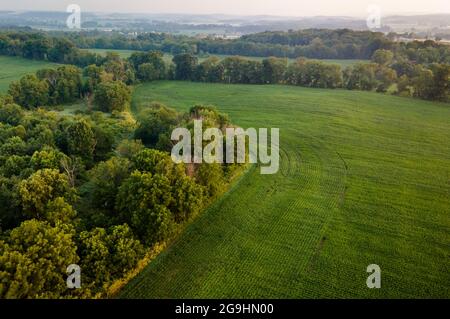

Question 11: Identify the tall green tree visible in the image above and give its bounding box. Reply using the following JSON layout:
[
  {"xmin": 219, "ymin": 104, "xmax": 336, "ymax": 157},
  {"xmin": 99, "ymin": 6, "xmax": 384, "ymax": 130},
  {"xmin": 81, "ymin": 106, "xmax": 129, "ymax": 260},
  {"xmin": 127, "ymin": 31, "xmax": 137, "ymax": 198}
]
[
  {"xmin": 18, "ymin": 168, "xmax": 76, "ymax": 219},
  {"xmin": 87, "ymin": 157, "xmax": 131, "ymax": 212},
  {"xmin": 412, "ymin": 68, "xmax": 436, "ymax": 100},
  {"xmin": 195, "ymin": 163, "xmax": 224, "ymax": 198},
  {"xmin": 430, "ymin": 63, "xmax": 450, "ymax": 101},
  {"xmin": 37, "ymin": 66, "xmax": 82, "ymax": 105},
  {"xmin": 129, "ymin": 51, "xmax": 166, "ymax": 81},
  {"xmin": 0, "ymin": 103, "xmax": 24, "ymax": 126},
  {"xmin": 262, "ymin": 57, "xmax": 288, "ymax": 84},
  {"xmin": 372, "ymin": 49, "xmax": 394, "ymax": 66},
  {"xmin": 0, "ymin": 219, "xmax": 79, "ymax": 299},
  {"xmin": 116, "ymin": 171, "xmax": 173, "ymax": 245},
  {"xmin": 94, "ymin": 81, "xmax": 131, "ymax": 113},
  {"xmin": 8, "ymin": 74, "xmax": 49, "ymax": 108},
  {"xmin": 134, "ymin": 103, "xmax": 179, "ymax": 149},
  {"xmin": 173, "ymin": 53, "xmax": 198, "ymax": 80},
  {"xmin": 66, "ymin": 118, "xmax": 96, "ymax": 161}
]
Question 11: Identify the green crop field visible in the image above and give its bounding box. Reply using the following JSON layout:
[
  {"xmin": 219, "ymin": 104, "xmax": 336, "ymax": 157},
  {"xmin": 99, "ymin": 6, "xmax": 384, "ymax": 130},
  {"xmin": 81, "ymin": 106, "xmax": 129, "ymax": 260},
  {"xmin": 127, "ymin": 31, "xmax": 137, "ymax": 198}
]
[
  {"xmin": 0, "ymin": 56, "xmax": 60, "ymax": 93},
  {"xmin": 120, "ymin": 81, "xmax": 450, "ymax": 298}
]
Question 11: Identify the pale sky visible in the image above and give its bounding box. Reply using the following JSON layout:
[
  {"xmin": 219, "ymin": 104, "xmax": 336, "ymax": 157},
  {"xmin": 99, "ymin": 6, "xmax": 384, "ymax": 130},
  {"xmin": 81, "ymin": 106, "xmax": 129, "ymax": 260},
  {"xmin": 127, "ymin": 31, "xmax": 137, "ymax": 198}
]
[{"xmin": 0, "ymin": 0, "xmax": 449, "ymax": 17}]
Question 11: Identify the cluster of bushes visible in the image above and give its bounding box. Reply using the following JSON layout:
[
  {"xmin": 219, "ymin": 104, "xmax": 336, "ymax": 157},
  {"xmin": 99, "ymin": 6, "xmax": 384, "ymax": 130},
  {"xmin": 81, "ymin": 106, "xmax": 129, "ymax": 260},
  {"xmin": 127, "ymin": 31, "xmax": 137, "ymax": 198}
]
[
  {"xmin": 0, "ymin": 31, "xmax": 105, "ymax": 67},
  {"xmin": 3, "ymin": 29, "xmax": 450, "ymax": 67},
  {"xmin": 7, "ymin": 56, "xmax": 134, "ymax": 113},
  {"xmin": 345, "ymin": 50, "xmax": 450, "ymax": 100},
  {"xmin": 0, "ymin": 78, "xmax": 238, "ymax": 297},
  {"xmin": 67, "ymin": 31, "xmax": 195, "ymax": 56},
  {"xmin": 8, "ymin": 65, "xmax": 83, "ymax": 108}
]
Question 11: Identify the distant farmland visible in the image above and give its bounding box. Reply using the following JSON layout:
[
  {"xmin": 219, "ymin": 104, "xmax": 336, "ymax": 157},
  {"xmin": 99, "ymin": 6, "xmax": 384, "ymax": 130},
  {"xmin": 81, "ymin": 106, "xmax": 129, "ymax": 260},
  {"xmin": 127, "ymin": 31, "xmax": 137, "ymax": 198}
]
[
  {"xmin": 0, "ymin": 56, "xmax": 60, "ymax": 93},
  {"xmin": 120, "ymin": 81, "xmax": 450, "ymax": 298}
]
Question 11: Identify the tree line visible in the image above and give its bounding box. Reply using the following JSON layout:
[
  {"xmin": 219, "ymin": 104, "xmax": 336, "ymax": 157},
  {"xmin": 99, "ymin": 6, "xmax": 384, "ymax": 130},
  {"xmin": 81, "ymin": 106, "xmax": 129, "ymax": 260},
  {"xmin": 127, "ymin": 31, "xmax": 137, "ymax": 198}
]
[
  {"xmin": 1, "ymin": 30, "xmax": 448, "ymax": 102},
  {"xmin": 2, "ymin": 29, "xmax": 450, "ymax": 65},
  {"xmin": 170, "ymin": 51, "xmax": 449, "ymax": 101}
]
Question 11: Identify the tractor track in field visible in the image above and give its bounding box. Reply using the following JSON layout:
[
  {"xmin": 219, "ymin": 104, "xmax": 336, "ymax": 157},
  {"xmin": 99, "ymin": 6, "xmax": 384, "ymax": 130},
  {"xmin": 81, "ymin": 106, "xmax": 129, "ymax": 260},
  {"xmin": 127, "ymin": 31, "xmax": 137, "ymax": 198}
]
[
  {"xmin": 203, "ymin": 132, "xmax": 349, "ymax": 297},
  {"xmin": 276, "ymin": 133, "xmax": 348, "ymax": 287},
  {"xmin": 121, "ymin": 81, "xmax": 450, "ymax": 299},
  {"xmin": 121, "ymin": 129, "xmax": 349, "ymax": 298}
]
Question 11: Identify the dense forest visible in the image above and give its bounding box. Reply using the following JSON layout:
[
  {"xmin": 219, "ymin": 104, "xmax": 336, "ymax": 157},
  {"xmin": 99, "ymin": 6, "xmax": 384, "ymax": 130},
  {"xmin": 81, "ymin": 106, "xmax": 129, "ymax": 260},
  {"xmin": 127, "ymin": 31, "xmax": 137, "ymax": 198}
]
[{"xmin": 0, "ymin": 48, "xmax": 243, "ymax": 297}]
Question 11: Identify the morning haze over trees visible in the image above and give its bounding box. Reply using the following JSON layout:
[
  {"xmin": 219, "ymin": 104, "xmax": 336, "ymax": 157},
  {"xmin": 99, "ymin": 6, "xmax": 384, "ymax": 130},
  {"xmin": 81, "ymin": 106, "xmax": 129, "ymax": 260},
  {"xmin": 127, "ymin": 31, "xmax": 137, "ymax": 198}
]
[{"xmin": 0, "ymin": 6, "xmax": 449, "ymax": 299}]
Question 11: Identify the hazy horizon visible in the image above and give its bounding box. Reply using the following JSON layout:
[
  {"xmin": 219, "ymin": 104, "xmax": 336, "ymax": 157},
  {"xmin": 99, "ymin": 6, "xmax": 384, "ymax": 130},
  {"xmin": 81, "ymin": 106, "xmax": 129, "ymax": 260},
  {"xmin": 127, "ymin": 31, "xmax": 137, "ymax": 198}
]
[{"xmin": 0, "ymin": 0, "xmax": 449, "ymax": 18}]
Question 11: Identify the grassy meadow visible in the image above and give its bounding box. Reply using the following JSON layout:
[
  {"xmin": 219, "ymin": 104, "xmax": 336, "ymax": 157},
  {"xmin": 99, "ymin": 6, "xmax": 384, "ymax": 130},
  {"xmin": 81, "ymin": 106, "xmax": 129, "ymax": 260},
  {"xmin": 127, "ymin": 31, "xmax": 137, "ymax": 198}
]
[
  {"xmin": 120, "ymin": 81, "xmax": 450, "ymax": 298},
  {"xmin": 0, "ymin": 56, "xmax": 60, "ymax": 93}
]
